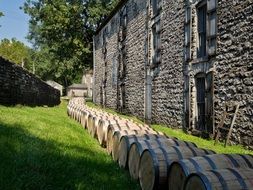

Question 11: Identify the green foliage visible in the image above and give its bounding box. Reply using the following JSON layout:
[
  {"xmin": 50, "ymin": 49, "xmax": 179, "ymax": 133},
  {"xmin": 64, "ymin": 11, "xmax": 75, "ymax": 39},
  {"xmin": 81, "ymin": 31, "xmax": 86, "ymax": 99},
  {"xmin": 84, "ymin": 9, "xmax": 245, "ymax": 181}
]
[
  {"xmin": 0, "ymin": 101, "xmax": 140, "ymax": 189},
  {"xmin": 0, "ymin": 38, "xmax": 32, "ymax": 70},
  {"xmin": 22, "ymin": 0, "xmax": 119, "ymax": 87},
  {"xmin": 0, "ymin": 11, "xmax": 3, "ymax": 17}
]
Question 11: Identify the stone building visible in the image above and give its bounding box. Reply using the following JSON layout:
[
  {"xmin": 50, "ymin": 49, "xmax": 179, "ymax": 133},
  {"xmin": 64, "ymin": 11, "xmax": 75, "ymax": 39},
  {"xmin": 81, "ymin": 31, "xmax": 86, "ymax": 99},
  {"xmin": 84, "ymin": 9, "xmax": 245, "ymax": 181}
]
[
  {"xmin": 81, "ymin": 70, "xmax": 93, "ymax": 98},
  {"xmin": 46, "ymin": 80, "xmax": 63, "ymax": 96},
  {"xmin": 67, "ymin": 84, "xmax": 88, "ymax": 98},
  {"xmin": 93, "ymin": 0, "xmax": 253, "ymax": 146}
]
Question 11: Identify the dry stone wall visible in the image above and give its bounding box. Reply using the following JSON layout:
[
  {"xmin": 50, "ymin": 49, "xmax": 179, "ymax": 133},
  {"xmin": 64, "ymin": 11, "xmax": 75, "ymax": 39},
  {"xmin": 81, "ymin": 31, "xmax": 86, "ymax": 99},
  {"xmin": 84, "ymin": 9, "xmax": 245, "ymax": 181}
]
[
  {"xmin": 94, "ymin": 0, "xmax": 147, "ymax": 119},
  {"xmin": 0, "ymin": 57, "xmax": 60, "ymax": 106},
  {"xmin": 151, "ymin": 0, "xmax": 185, "ymax": 127},
  {"xmin": 94, "ymin": 0, "xmax": 253, "ymax": 147},
  {"xmin": 214, "ymin": 0, "xmax": 253, "ymax": 147}
]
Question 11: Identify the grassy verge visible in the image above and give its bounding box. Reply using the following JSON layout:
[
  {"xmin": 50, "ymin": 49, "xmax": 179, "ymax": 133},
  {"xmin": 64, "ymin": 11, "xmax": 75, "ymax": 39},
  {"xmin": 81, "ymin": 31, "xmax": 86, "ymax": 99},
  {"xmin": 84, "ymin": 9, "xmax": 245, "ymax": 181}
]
[
  {"xmin": 152, "ymin": 125, "xmax": 253, "ymax": 155},
  {"xmin": 86, "ymin": 101, "xmax": 253, "ymax": 155},
  {"xmin": 0, "ymin": 101, "xmax": 139, "ymax": 190}
]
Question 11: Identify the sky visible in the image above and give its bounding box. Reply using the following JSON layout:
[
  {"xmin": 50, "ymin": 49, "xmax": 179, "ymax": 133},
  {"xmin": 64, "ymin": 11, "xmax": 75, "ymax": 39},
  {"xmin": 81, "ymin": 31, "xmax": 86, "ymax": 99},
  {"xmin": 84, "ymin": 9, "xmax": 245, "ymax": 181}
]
[{"xmin": 0, "ymin": 0, "xmax": 31, "ymax": 47}]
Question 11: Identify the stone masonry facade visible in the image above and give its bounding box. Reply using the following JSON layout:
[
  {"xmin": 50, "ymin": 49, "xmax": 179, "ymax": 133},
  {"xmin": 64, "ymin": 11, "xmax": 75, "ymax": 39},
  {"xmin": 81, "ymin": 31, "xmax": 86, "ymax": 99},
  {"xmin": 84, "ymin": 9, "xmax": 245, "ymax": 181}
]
[
  {"xmin": 0, "ymin": 57, "xmax": 60, "ymax": 106},
  {"xmin": 93, "ymin": 0, "xmax": 253, "ymax": 147}
]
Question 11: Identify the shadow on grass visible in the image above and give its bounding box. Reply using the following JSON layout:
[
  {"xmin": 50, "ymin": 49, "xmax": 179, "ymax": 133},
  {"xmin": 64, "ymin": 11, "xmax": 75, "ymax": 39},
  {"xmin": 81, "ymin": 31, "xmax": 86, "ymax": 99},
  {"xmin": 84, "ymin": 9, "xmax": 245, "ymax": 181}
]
[{"xmin": 0, "ymin": 122, "xmax": 140, "ymax": 190}]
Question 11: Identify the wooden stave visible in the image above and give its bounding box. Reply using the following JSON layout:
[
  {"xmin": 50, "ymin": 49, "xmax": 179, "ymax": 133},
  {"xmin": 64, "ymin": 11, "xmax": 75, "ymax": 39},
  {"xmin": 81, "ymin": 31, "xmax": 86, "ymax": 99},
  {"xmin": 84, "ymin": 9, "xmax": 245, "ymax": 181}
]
[
  {"xmin": 138, "ymin": 146, "xmax": 215, "ymax": 190},
  {"xmin": 87, "ymin": 113, "xmax": 105, "ymax": 134},
  {"xmin": 184, "ymin": 168, "xmax": 253, "ymax": 190},
  {"xmin": 168, "ymin": 154, "xmax": 253, "ymax": 190},
  {"xmin": 118, "ymin": 134, "xmax": 169, "ymax": 169},
  {"xmin": 90, "ymin": 115, "xmax": 111, "ymax": 138},
  {"xmin": 80, "ymin": 110, "xmax": 91, "ymax": 129}
]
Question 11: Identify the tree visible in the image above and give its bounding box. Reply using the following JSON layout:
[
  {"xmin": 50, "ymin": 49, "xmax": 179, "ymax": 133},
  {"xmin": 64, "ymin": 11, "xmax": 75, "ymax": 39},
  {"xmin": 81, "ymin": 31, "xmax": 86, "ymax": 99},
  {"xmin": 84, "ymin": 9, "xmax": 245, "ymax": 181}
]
[
  {"xmin": 0, "ymin": 38, "xmax": 32, "ymax": 69},
  {"xmin": 22, "ymin": 0, "xmax": 119, "ymax": 87}
]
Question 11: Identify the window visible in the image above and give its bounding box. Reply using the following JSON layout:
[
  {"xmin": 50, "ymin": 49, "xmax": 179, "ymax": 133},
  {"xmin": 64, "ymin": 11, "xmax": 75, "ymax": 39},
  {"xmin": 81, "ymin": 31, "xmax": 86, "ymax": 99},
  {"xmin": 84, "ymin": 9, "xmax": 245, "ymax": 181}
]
[
  {"xmin": 152, "ymin": 21, "xmax": 161, "ymax": 67},
  {"xmin": 152, "ymin": 0, "xmax": 162, "ymax": 16},
  {"xmin": 120, "ymin": 6, "xmax": 127, "ymax": 41},
  {"xmin": 112, "ymin": 56, "xmax": 118, "ymax": 87},
  {"xmin": 196, "ymin": 75, "xmax": 206, "ymax": 131},
  {"xmin": 207, "ymin": 0, "xmax": 217, "ymax": 55},
  {"xmin": 184, "ymin": 0, "xmax": 217, "ymax": 61},
  {"xmin": 197, "ymin": 3, "xmax": 207, "ymax": 58},
  {"xmin": 185, "ymin": 6, "xmax": 191, "ymax": 61}
]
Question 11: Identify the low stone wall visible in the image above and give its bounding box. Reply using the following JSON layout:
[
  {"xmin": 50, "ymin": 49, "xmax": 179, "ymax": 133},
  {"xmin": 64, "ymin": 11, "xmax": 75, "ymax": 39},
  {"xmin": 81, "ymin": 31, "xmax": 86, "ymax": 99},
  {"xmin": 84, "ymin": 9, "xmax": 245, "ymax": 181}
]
[{"xmin": 0, "ymin": 57, "xmax": 60, "ymax": 106}]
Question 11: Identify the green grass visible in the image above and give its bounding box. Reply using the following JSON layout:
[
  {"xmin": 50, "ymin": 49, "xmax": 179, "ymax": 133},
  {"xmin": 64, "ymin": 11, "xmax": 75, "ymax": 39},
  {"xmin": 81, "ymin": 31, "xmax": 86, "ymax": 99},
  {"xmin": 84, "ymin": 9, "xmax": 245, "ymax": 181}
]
[
  {"xmin": 152, "ymin": 125, "xmax": 253, "ymax": 155},
  {"xmin": 86, "ymin": 101, "xmax": 253, "ymax": 155},
  {"xmin": 0, "ymin": 101, "xmax": 140, "ymax": 190}
]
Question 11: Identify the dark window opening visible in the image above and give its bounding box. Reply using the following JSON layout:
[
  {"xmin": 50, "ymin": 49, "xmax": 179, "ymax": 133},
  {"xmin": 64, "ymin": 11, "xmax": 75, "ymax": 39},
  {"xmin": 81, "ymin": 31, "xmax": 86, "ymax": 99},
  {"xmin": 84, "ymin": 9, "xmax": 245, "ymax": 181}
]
[
  {"xmin": 196, "ymin": 76, "xmax": 206, "ymax": 131},
  {"xmin": 152, "ymin": 21, "xmax": 161, "ymax": 67},
  {"xmin": 197, "ymin": 4, "xmax": 207, "ymax": 58},
  {"xmin": 152, "ymin": 0, "xmax": 161, "ymax": 16}
]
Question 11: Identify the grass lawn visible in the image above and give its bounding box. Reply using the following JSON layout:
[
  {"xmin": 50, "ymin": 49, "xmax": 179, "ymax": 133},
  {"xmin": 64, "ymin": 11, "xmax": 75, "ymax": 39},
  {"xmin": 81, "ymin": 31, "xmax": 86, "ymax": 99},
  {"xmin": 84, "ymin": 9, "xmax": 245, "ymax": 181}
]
[
  {"xmin": 86, "ymin": 101, "xmax": 253, "ymax": 155},
  {"xmin": 0, "ymin": 101, "xmax": 140, "ymax": 190}
]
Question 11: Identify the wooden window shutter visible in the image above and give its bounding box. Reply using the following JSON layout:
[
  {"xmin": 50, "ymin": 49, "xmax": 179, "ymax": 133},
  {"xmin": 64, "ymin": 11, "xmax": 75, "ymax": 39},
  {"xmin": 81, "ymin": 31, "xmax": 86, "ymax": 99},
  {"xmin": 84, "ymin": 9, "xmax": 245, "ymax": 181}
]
[
  {"xmin": 207, "ymin": 0, "xmax": 217, "ymax": 56},
  {"xmin": 184, "ymin": 74, "xmax": 190, "ymax": 129},
  {"xmin": 185, "ymin": 6, "xmax": 192, "ymax": 61},
  {"xmin": 205, "ymin": 71, "xmax": 214, "ymax": 133}
]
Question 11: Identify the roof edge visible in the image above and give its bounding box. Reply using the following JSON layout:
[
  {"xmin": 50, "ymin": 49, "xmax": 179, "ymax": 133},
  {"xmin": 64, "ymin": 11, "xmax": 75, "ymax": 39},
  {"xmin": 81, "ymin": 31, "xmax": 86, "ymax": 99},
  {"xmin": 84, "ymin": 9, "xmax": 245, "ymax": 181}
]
[{"xmin": 95, "ymin": 0, "xmax": 128, "ymax": 35}]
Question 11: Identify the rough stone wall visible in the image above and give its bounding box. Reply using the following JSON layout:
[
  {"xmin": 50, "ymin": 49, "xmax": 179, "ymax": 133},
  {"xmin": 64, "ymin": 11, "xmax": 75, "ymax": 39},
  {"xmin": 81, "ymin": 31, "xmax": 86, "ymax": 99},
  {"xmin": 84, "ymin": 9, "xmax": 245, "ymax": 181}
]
[
  {"xmin": 124, "ymin": 0, "xmax": 147, "ymax": 119},
  {"xmin": 93, "ymin": 33, "xmax": 104, "ymax": 105},
  {"xmin": 215, "ymin": 0, "xmax": 253, "ymax": 147},
  {"xmin": 151, "ymin": 0, "xmax": 185, "ymax": 127},
  {"xmin": 94, "ymin": 0, "xmax": 147, "ymax": 119},
  {"xmin": 94, "ymin": 12, "xmax": 120, "ymax": 110},
  {"xmin": 93, "ymin": 0, "xmax": 253, "ymax": 147},
  {"xmin": 0, "ymin": 57, "xmax": 60, "ymax": 106}
]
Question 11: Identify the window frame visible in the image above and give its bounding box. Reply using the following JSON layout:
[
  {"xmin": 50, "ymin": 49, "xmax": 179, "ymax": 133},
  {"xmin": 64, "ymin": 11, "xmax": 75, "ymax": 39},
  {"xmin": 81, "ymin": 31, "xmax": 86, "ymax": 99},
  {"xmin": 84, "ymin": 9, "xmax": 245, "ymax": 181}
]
[
  {"xmin": 151, "ymin": 20, "xmax": 161, "ymax": 68},
  {"xmin": 152, "ymin": 0, "xmax": 162, "ymax": 17},
  {"xmin": 197, "ymin": 1, "xmax": 207, "ymax": 58},
  {"xmin": 207, "ymin": 0, "xmax": 217, "ymax": 56},
  {"xmin": 184, "ymin": 6, "xmax": 192, "ymax": 61}
]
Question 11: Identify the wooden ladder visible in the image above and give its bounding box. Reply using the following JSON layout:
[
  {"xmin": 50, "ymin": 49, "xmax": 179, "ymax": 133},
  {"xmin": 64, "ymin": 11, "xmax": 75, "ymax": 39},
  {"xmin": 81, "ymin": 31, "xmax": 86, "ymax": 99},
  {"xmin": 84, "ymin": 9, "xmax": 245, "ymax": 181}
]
[{"xmin": 214, "ymin": 102, "xmax": 240, "ymax": 147}]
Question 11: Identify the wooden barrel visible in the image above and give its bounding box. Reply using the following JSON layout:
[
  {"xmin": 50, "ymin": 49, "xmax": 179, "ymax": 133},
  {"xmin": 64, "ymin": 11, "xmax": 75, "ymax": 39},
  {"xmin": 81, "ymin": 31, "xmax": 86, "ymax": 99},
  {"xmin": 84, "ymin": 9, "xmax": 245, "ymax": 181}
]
[
  {"xmin": 90, "ymin": 114, "xmax": 111, "ymax": 138},
  {"xmin": 96, "ymin": 117, "xmax": 122, "ymax": 146},
  {"xmin": 74, "ymin": 107, "xmax": 81, "ymax": 121},
  {"xmin": 106, "ymin": 123, "xmax": 148, "ymax": 154},
  {"xmin": 81, "ymin": 110, "xmax": 94, "ymax": 129},
  {"xmin": 139, "ymin": 146, "xmax": 215, "ymax": 190},
  {"xmin": 112, "ymin": 129, "xmax": 162, "ymax": 162},
  {"xmin": 118, "ymin": 134, "xmax": 169, "ymax": 169},
  {"xmin": 72, "ymin": 106, "xmax": 77, "ymax": 120},
  {"xmin": 87, "ymin": 113, "xmax": 99, "ymax": 133},
  {"xmin": 128, "ymin": 138, "xmax": 198, "ymax": 180},
  {"xmin": 80, "ymin": 110, "xmax": 89, "ymax": 128},
  {"xmin": 76, "ymin": 108, "xmax": 82, "ymax": 123},
  {"xmin": 76, "ymin": 108, "xmax": 82, "ymax": 122},
  {"xmin": 168, "ymin": 154, "xmax": 253, "ymax": 190},
  {"xmin": 184, "ymin": 168, "xmax": 253, "ymax": 190}
]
